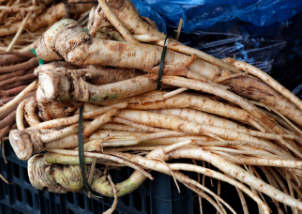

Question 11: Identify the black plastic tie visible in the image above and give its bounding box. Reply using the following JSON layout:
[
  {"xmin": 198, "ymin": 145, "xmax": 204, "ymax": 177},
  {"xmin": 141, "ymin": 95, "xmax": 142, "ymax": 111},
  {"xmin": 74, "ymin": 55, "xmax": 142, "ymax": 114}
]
[
  {"xmin": 78, "ymin": 106, "xmax": 93, "ymax": 194},
  {"xmin": 157, "ymin": 35, "xmax": 170, "ymax": 90}
]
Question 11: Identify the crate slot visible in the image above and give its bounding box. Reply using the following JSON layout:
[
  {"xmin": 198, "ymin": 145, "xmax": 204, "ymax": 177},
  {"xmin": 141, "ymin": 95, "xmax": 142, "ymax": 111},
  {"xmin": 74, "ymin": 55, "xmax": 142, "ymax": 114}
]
[
  {"xmin": 0, "ymin": 204, "xmax": 10, "ymax": 214},
  {"xmin": 145, "ymin": 195, "xmax": 150, "ymax": 214},
  {"xmin": 122, "ymin": 194, "xmax": 129, "ymax": 206},
  {"xmin": 15, "ymin": 185, "xmax": 22, "ymax": 202},
  {"xmin": 56, "ymin": 204, "xmax": 61, "ymax": 214},
  {"xmin": 13, "ymin": 163, "xmax": 20, "ymax": 179},
  {"xmin": 133, "ymin": 191, "xmax": 142, "ymax": 211},
  {"xmin": 45, "ymin": 199, "xmax": 50, "ymax": 214},
  {"xmin": 67, "ymin": 192, "xmax": 74, "ymax": 204},
  {"xmin": 88, "ymin": 196, "xmax": 92, "ymax": 212},
  {"xmin": 35, "ymin": 194, "xmax": 39, "ymax": 209},
  {"xmin": 23, "ymin": 168, "xmax": 30, "ymax": 184},
  {"xmin": 26, "ymin": 190, "xmax": 33, "ymax": 207},
  {"xmin": 78, "ymin": 193, "xmax": 85, "ymax": 209}
]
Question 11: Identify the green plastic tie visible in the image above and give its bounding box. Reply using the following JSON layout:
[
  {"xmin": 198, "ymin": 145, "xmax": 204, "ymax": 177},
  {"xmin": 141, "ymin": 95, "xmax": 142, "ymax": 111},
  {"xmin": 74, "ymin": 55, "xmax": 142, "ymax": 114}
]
[{"xmin": 30, "ymin": 49, "xmax": 44, "ymax": 65}]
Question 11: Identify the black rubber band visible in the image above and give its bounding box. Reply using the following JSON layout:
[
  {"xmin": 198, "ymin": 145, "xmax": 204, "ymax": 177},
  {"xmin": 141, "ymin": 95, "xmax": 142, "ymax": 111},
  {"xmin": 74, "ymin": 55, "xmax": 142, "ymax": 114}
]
[
  {"xmin": 157, "ymin": 35, "xmax": 170, "ymax": 90},
  {"xmin": 78, "ymin": 106, "xmax": 93, "ymax": 194}
]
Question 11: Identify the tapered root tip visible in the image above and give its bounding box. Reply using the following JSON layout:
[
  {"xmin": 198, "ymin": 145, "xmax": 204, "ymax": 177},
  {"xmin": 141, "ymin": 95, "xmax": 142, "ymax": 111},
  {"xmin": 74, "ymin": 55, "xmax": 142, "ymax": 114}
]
[{"xmin": 9, "ymin": 130, "xmax": 33, "ymax": 160}]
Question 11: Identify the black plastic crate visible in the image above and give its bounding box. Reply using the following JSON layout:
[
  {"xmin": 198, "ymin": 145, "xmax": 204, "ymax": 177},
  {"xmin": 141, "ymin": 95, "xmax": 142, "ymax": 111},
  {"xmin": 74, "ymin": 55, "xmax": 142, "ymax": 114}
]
[
  {"xmin": 1, "ymin": 140, "xmax": 290, "ymax": 214},
  {"xmin": 0, "ymin": 145, "xmax": 197, "ymax": 214}
]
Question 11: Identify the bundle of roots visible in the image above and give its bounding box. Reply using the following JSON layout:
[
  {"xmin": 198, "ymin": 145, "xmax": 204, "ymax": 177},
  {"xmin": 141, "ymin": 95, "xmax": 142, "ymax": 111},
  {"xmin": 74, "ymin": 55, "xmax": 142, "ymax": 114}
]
[{"xmin": 3, "ymin": 0, "xmax": 302, "ymax": 214}]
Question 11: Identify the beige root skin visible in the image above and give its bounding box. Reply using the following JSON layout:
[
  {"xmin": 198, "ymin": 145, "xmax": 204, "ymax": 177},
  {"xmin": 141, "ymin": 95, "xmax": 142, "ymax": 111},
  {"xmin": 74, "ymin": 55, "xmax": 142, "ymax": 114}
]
[
  {"xmin": 99, "ymin": 91, "xmax": 167, "ymax": 106},
  {"xmin": 28, "ymin": 150, "xmax": 220, "ymax": 209},
  {"xmin": 41, "ymin": 124, "xmax": 79, "ymax": 143},
  {"xmin": 112, "ymin": 117, "xmax": 174, "ymax": 133},
  {"xmin": 24, "ymin": 96, "xmax": 40, "ymax": 127},
  {"xmin": 85, "ymin": 65, "xmax": 143, "ymax": 85},
  {"xmin": 35, "ymin": 19, "xmax": 302, "ymax": 133},
  {"xmin": 267, "ymin": 167, "xmax": 290, "ymax": 213},
  {"xmin": 257, "ymin": 166, "xmax": 284, "ymax": 214},
  {"xmin": 0, "ymin": 57, "xmax": 38, "ymax": 74},
  {"xmin": 159, "ymin": 76, "xmax": 302, "ymax": 158},
  {"xmin": 16, "ymin": 99, "xmax": 28, "ymax": 130},
  {"xmin": 117, "ymin": 109, "xmax": 289, "ymax": 157},
  {"xmin": 113, "ymin": 152, "xmax": 268, "ymax": 214},
  {"xmin": 101, "ymin": 123, "xmax": 147, "ymax": 132},
  {"xmin": 38, "ymin": 101, "xmax": 76, "ymax": 121},
  {"xmin": 32, "ymin": 102, "xmax": 128, "ymax": 130},
  {"xmin": 158, "ymin": 76, "xmax": 275, "ymax": 128},
  {"xmin": 216, "ymin": 156, "xmax": 302, "ymax": 168},
  {"xmin": 35, "ymin": 63, "xmax": 143, "ymax": 114},
  {"xmin": 103, "ymin": 0, "xmax": 243, "ymax": 74},
  {"xmin": 37, "ymin": 65, "xmax": 156, "ymax": 106},
  {"xmin": 88, "ymin": 6, "xmax": 105, "ymax": 37},
  {"xmin": 97, "ymin": 0, "xmax": 138, "ymax": 43},
  {"xmin": 35, "ymin": 20, "xmax": 235, "ymax": 79},
  {"xmin": 0, "ymin": 80, "xmax": 37, "ymax": 114},
  {"xmin": 150, "ymin": 108, "xmax": 248, "ymax": 131},
  {"xmin": 165, "ymin": 148, "xmax": 302, "ymax": 210},
  {"xmin": 0, "ymin": 2, "xmax": 94, "ymax": 37},
  {"xmin": 148, "ymin": 64, "xmax": 229, "ymax": 91},
  {"xmin": 183, "ymin": 183, "xmax": 225, "ymax": 214},
  {"xmin": 81, "ymin": 136, "xmax": 140, "ymax": 151},
  {"xmin": 37, "ymin": 62, "xmax": 143, "ymax": 85},
  {"xmin": 0, "ymin": 55, "xmax": 31, "ymax": 67},
  {"xmin": 43, "ymin": 133, "xmax": 210, "ymax": 150},
  {"xmin": 83, "ymin": 108, "xmax": 118, "ymax": 137},
  {"xmin": 103, "ymin": 174, "xmax": 118, "ymax": 214},
  {"xmin": 13, "ymin": 6, "xmax": 302, "ymax": 212},
  {"xmin": 47, "ymin": 149, "xmax": 153, "ymax": 180},
  {"xmin": 125, "ymin": 92, "xmax": 264, "ymax": 131},
  {"xmin": 6, "ymin": 11, "xmax": 32, "ymax": 51},
  {"xmin": 9, "ymin": 129, "xmax": 43, "ymax": 160},
  {"xmin": 223, "ymin": 76, "xmax": 302, "ymax": 127},
  {"xmin": 236, "ymin": 188, "xmax": 249, "ymax": 214},
  {"xmin": 224, "ymin": 57, "xmax": 302, "ymax": 114}
]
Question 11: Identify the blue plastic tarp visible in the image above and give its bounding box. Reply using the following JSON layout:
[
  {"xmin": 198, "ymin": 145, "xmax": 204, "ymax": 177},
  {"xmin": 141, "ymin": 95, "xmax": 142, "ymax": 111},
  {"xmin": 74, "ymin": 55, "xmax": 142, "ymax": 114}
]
[
  {"xmin": 131, "ymin": 0, "xmax": 302, "ymax": 96},
  {"xmin": 132, "ymin": 0, "xmax": 302, "ymax": 33}
]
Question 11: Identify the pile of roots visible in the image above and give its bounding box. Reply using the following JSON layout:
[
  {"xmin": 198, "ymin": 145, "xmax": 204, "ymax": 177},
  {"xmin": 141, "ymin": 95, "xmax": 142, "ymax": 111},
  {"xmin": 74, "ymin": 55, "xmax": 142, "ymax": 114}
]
[
  {"xmin": 3, "ymin": 0, "xmax": 302, "ymax": 213},
  {"xmin": 0, "ymin": 0, "xmax": 95, "ymax": 143},
  {"xmin": 0, "ymin": 0, "xmax": 94, "ymax": 51}
]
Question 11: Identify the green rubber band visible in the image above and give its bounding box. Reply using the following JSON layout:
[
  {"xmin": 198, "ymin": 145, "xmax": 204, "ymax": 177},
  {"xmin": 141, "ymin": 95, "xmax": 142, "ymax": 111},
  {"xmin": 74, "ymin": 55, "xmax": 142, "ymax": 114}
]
[
  {"xmin": 157, "ymin": 35, "xmax": 170, "ymax": 90},
  {"xmin": 38, "ymin": 58, "xmax": 44, "ymax": 65},
  {"xmin": 30, "ymin": 48, "xmax": 36, "ymax": 56},
  {"xmin": 30, "ymin": 49, "xmax": 44, "ymax": 65}
]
